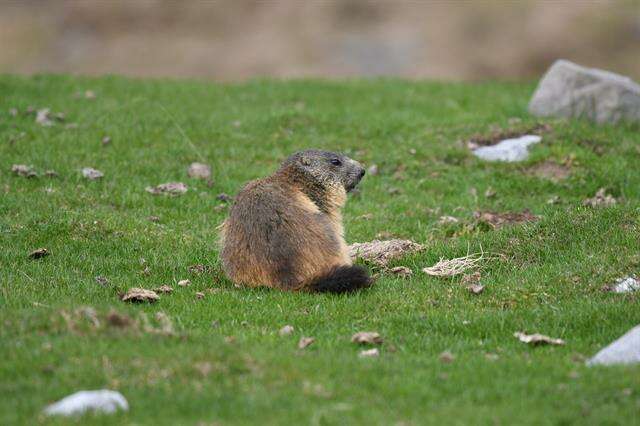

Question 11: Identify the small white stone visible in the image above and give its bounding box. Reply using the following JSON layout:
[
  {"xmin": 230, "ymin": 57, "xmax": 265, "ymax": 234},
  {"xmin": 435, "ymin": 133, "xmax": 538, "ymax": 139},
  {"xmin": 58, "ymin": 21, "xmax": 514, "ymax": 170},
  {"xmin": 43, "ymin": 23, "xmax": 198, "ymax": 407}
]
[
  {"xmin": 472, "ymin": 135, "xmax": 541, "ymax": 162},
  {"xmin": 44, "ymin": 390, "xmax": 128, "ymax": 416},
  {"xmin": 611, "ymin": 276, "xmax": 640, "ymax": 293}
]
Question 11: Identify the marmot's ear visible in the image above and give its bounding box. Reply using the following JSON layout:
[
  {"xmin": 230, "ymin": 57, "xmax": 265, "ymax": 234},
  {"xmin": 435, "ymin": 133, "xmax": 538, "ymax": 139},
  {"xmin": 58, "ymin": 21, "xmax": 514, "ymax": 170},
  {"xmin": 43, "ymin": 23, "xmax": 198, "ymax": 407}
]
[{"xmin": 300, "ymin": 155, "xmax": 312, "ymax": 166}]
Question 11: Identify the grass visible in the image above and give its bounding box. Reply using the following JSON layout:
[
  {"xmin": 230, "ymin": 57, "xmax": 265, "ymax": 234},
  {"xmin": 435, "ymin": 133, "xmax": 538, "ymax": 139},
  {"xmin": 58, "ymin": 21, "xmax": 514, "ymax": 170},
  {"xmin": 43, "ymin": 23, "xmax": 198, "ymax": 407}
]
[{"xmin": 1, "ymin": 74, "xmax": 639, "ymax": 425}]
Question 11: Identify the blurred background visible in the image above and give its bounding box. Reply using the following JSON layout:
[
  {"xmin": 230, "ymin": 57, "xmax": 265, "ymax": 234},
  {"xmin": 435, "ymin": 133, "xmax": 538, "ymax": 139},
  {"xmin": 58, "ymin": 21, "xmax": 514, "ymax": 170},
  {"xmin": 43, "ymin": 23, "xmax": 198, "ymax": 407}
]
[{"xmin": 1, "ymin": 0, "xmax": 638, "ymax": 81}]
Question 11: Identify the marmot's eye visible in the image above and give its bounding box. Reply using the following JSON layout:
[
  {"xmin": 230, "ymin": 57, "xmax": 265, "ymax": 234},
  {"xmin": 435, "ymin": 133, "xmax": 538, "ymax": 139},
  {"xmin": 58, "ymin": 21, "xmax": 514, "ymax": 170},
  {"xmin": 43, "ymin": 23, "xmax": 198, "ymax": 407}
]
[{"xmin": 330, "ymin": 158, "xmax": 342, "ymax": 166}]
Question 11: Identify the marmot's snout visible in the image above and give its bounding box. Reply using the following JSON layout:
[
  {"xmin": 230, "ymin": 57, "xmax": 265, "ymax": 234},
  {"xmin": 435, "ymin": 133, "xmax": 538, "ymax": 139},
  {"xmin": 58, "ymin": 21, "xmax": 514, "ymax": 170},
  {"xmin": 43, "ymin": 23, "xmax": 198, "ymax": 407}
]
[{"xmin": 345, "ymin": 163, "xmax": 365, "ymax": 192}]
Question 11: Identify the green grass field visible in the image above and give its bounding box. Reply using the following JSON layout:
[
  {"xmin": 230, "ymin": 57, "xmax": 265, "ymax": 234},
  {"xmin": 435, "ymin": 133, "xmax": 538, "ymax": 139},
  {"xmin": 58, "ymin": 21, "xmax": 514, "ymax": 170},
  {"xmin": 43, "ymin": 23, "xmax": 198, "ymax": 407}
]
[{"xmin": 1, "ymin": 74, "xmax": 639, "ymax": 425}]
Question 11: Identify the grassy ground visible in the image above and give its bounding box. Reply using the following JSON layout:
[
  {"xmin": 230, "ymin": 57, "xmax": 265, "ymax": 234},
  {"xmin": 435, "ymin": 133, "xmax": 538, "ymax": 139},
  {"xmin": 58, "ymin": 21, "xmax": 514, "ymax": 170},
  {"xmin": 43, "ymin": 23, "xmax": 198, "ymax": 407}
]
[{"xmin": 1, "ymin": 74, "xmax": 639, "ymax": 425}]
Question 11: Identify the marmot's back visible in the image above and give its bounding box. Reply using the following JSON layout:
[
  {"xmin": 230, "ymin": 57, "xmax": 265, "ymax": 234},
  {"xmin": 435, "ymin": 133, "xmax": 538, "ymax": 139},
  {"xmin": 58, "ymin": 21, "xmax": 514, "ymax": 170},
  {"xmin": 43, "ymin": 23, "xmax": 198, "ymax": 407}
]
[{"xmin": 220, "ymin": 150, "xmax": 371, "ymax": 293}]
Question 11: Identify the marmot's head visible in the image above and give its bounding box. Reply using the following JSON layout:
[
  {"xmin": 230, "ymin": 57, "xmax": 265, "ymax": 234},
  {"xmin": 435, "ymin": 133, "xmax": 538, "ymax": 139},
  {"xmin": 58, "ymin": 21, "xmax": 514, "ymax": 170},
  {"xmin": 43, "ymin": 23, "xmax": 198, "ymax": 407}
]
[{"xmin": 283, "ymin": 149, "xmax": 366, "ymax": 192}]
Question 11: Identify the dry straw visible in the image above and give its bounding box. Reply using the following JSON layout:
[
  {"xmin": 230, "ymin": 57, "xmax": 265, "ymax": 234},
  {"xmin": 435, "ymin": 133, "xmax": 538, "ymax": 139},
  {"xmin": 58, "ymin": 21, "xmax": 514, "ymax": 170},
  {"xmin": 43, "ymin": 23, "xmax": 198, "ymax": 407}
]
[{"xmin": 422, "ymin": 246, "xmax": 501, "ymax": 277}]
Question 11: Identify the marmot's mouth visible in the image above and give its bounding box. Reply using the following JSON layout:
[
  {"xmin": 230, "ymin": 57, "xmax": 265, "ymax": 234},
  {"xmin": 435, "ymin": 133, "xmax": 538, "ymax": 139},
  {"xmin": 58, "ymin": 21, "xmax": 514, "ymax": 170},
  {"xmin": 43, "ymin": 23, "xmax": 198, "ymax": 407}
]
[{"xmin": 345, "ymin": 180, "xmax": 360, "ymax": 193}]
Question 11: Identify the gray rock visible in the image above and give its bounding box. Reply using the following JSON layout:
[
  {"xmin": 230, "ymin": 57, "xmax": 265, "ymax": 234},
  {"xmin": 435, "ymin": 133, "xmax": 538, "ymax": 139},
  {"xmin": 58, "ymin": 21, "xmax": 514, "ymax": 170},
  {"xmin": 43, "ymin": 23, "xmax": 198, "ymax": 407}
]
[
  {"xmin": 529, "ymin": 60, "xmax": 640, "ymax": 124},
  {"xmin": 44, "ymin": 390, "xmax": 128, "ymax": 416},
  {"xmin": 472, "ymin": 135, "xmax": 541, "ymax": 162},
  {"xmin": 587, "ymin": 325, "xmax": 640, "ymax": 366}
]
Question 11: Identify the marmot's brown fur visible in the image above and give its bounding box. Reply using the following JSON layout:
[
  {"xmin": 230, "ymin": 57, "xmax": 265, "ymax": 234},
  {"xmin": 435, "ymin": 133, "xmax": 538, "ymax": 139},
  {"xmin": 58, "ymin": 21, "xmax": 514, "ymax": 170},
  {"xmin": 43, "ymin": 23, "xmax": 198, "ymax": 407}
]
[{"xmin": 220, "ymin": 150, "xmax": 371, "ymax": 293}]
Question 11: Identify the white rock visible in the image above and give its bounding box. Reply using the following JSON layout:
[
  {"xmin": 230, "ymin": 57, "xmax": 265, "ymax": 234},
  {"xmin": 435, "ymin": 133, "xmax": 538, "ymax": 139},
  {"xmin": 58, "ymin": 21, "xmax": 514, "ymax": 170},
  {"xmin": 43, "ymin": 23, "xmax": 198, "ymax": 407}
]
[
  {"xmin": 611, "ymin": 276, "xmax": 640, "ymax": 293},
  {"xmin": 44, "ymin": 390, "xmax": 128, "ymax": 416},
  {"xmin": 529, "ymin": 60, "xmax": 640, "ymax": 123},
  {"xmin": 587, "ymin": 325, "xmax": 640, "ymax": 366},
  {"xmin": 472, "ymin": 135, "xmax": 541, "ymax": 162}
]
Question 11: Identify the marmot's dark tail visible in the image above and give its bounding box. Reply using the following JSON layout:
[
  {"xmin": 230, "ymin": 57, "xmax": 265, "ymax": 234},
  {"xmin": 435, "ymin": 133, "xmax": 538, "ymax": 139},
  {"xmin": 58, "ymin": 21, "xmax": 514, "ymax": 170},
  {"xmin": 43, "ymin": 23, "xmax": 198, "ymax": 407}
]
[{"xmin": 307, "ymin": 265, "xmax": 372, "ymax": 293}]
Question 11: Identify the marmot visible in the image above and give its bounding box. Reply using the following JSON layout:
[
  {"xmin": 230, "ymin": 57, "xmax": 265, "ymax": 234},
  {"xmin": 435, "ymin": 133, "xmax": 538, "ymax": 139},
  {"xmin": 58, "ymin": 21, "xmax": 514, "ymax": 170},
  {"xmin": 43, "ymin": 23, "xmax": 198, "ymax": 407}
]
[{"xmin": 220, "ymin": 149, "xmax": 371, "ymax": 293}]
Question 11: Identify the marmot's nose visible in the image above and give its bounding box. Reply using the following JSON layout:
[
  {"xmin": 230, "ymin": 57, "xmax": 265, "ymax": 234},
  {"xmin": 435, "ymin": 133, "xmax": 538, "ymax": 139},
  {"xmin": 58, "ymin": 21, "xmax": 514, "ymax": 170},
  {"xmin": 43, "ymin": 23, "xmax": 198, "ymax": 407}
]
[{"xmin": 358, "ymin": 168, "xmax": 365, "ymax": 179}]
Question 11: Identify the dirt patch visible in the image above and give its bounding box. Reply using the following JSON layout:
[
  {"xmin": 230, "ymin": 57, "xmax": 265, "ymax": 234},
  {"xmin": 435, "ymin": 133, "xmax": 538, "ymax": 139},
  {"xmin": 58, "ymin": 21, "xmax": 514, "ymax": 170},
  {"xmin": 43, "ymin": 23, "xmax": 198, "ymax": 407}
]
[
  {"xmin": 120, "ymin": 288, "xmax": 160, "ymax": 303},
  {"xmin": 473, "ymin": 210, "xmax": 539, "ymax": 229},
  {"xmin": 467, "ymin": 123, "xmax": 552, "ymax": 149},
  {"xmin": 528, "ymin": 161, "xmax": 570, "ymax": 181},
  {"xmin": 349, "ymin": 239, "xmax": 424, "ymax": 267}
]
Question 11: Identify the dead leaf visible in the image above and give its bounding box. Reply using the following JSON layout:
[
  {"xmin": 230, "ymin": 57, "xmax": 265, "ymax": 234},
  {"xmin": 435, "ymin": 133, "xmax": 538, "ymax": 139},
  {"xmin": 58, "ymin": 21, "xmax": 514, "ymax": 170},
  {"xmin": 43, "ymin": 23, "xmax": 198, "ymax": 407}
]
[
  {"xmin": 351, "ymin": 331, "xmax": 383, "ymax": 345},
  {"xmin": 28, "ymin": 248, "xmax": 49, "ymax": 259},
  {"xmin": 11, "ymin": 164, "xmax": 37, "ymax": 178},
  {"xmin": 44, "ymin": 170, "xmax": 58, "ymax": 178},
  {"xmin": 154, "ymin": 285, "xmax": 173, "ymax": 294},
  {"xmin": 461, "ymin": 271, "xmax": 481, "ymax": 285},
  {"xmin": 583, "ymin": 188, "xmax": 617, "ymax": 207},
  {"xmin": 77, "ymin": 306, "xmax": 100, "ymax": 328},
  {"xmin": 195, "ymin": 291, "xmax": 205, "ymax": 299},
  {"xmin": 349, "ymin": 239, "xmax": 424, "ymax": 267},
  {"xmin": 194, "ymin": 362, "xmax": 212, "ymax": 377},
  {"xmin": 148, "ymin": 216, "xmax": 160, "ymax": 223},
  {"xmin": 279, "ymin": 325, "xmax": 294, "ymax": 336},
  {"xmin": 484, "ymin": 187, "xmax": 496, "ymax": 198},
  {"xmin": 298, "ymin": 337, "xmax": 315, "ymax": 349},
  {"xmin": 467, "ymin": 283, "xmax": 485, "ymax": 295},
  {"xmin": 9, "ymin": 108, "xmax": 18, "ymax": 117},
  {"xmin": 187, "ymin": 162, "xmax": 211, "ymax": 179},
  {"xmin": 82, "ymin": 167, "xmax": 104, "ymax": 180},
  {"xmin": 146, "ymin": 182, "xmax": 188, "ymax": 196},
  {"xmin": 188, "ymin": 264, "xmax": 208, "ymax": 275},
  {"xmin": 35, "ymin": 108, "xmax": 54, "ymax": 126},
  {"xmin": 102, "ymin": 136, "xmax": 111, "ymax": 145},
  {"xmin": 359, "ymin": 348, "xmax": 380, "ymax": 358},
  {"xmin": 153, "ymin": 312, "xmax": 175, "ymax": 335},
  {"xmin": 357, "ymin": 213, "xmax": 374, "ymax": 220},
  {"xmin": 302, "ymin": 381, "xmax": 332, "ymax": 398},
  {"xmin": 95, "ymin": 276, "xmax": 109, "ymax": 286},
  {"xmin": 121, "ymin": 288, "xmax": 159, "ymax": 303},
  {"xmin": 546, "ymin": 195, "xmax": 561, "ymax": 205},
  {"xmin": 178, "ymin": 279, "xmax": 191, "ymax": 287},
  {"xmin": 485, "ymin": 352, "xmax": 499, "ymax": 361},
  {"xmin": 473, "ymin": 210, "xmax": 539, "ymax": 229},
  {"xmin": 514, "ymin": 332, "xmax": 565, "ymax": 346},
  {"xmin": 389, "ymin": 266, "xmax": 412, "ymax": 277},
  {"xmin": 439, "ymin": 351, "xmax": 455, "ymax": 363},
  {"xmin": 84, "ymin": 90, "xmax": 96, "ymax": 99},
  {"xmin": 438, "ymin": 216, "xmax": 459, "ymax": 225},
  {"xmin": 367, "ymin": 164, "xmax": 379, "ymax": 176}
]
